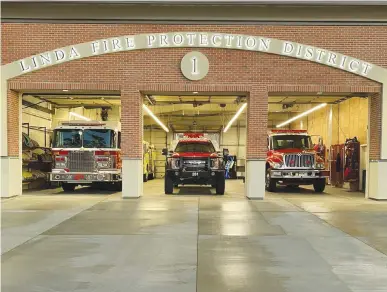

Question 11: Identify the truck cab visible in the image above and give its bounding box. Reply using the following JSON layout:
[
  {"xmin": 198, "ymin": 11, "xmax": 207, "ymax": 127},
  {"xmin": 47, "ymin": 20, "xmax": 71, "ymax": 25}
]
[
  {"xmin": 162, "ymin": 133, "xmax": 225, "ymax": 195},
  {"xmin": 266, "ymin": 129, "xmax": 329, "ymax": 192}
]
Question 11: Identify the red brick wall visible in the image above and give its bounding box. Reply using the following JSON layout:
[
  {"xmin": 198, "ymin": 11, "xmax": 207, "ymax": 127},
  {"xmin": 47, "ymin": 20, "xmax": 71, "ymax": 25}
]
[
  {"xmin": 3, "ymin": 24, "xmax": 386, "ymax": 159},
  {"xmin": 7, "ymin": 89, "xmax": 19, "ymax": 157}
]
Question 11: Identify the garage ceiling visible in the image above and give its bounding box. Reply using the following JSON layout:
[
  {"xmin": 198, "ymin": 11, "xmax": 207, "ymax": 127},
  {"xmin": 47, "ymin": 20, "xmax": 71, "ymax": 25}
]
[{"xmin": 24, "ymin": 92, "xmax": 367, "ymax": 132}]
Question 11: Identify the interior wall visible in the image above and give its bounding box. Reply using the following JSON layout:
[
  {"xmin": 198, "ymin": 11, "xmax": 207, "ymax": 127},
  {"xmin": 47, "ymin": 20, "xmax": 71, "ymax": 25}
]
[
  {"xmin": 52, "ymin": 105, "xmax": 121, "ymax": 128},
  {"xmin": 22, "ymin": 96, "xmax": 52, "ymax": 147},
  {"xmin": 290, "ymin": 97, "xmax": 368, "ymax": 146}
]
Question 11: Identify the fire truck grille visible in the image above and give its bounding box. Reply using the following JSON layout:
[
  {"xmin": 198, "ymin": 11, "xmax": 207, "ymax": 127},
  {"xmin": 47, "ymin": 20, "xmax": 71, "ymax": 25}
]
[
  {"xmin": 68, "ymin": 151, "xmax": 95, "ymax": 172},
  {"xmin": 182, "ymin": 158, "xmax": 208, "ymax": 171},
  {"xmin": 284, "ymin": 154, "xmax": 315, "ymax": 168}
]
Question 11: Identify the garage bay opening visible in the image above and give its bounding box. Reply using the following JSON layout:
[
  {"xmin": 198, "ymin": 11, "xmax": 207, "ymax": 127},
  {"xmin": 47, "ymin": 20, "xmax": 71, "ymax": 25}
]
[
  {"xmin": 21, "ymin": 90, "xmax": 122, "ymax": 194},
  {"xmin": 142, "ymin": 93, "xmax": 247, "ymax": 196},
  {"xmin": 267, "ymin": 93, "xmax": 369, "ymax": 196}
]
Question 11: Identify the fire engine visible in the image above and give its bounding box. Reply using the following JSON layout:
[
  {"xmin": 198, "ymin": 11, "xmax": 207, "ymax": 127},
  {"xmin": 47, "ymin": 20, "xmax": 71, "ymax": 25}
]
[
  {"xmin": 143, "ymin": 141, "xmax": 156, "ymax": 182},
  {"xmin": 50, "ymin": 120, "xmax": 122, "ymax": 191},
  {"xmin": 266, "ymin": 129, "xmax": 329, "ymax": 192},
  {"xmin": 162, "ymin": 133, "xmax": 225, "ymax": 195}
]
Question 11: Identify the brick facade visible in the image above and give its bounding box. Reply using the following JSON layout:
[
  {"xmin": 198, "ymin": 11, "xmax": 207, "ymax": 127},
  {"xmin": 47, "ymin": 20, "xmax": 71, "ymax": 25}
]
[{"xmin": 3, "ymin": 24, "xmax": 386, "ymax": 159}]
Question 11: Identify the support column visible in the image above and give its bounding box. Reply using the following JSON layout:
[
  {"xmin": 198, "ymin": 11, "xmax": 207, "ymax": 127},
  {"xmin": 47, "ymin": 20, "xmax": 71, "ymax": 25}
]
[
  {"xmin": 368, "ymin": 91, "xmax": 387, "ymax": 200},
  {"xmin": 121, "ymin": 89, "xmax": 143, "ymax": 198},
  {"xmin": 245, "ymin": 159, "xmax": 266, "ymax": 200},
  {"xmin": 1, "ymin": 88, "xmax": 22, "ymax": 198},
  {"xmin": 245, "ymin": 88, "xmax": 267, "ymax": 199},
  {"xmin": 122, "ymin": 158, "xmax": 143, "ymax": 198}
]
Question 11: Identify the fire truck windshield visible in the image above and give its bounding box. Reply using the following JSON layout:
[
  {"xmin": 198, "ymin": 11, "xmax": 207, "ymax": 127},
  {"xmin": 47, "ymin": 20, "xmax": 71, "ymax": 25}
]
[
  {"xmin": 83, "ymin": 129, "xmax": 114, "ymax": 148},
  {"xmin": 175, "ymin": 142, "xmax": 215, "ymax": 153},
  {"xmin": 272, "ymin": 135, "xmax": 312, "ymax": 150},
  {"xmin": 53, "ymin": 129, "xmax": 115, "ymax": 148},
  {"xmin": 53, "ymin": 129, "xmax": 82, "ymax": 148}
]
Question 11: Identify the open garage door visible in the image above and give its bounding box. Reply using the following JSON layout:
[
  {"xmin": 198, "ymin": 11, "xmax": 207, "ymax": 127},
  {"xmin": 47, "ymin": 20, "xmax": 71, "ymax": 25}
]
[
  {"xmin": 267, "ymin": 93, "xmax": 369, "ymax": 197},
  {"xmin": 21, "ymin": 90, "xmax": 121, "ymax": 194},
  {"xmin": 142, "ymin": 93, "xmax": 247, "ymax": 197}
]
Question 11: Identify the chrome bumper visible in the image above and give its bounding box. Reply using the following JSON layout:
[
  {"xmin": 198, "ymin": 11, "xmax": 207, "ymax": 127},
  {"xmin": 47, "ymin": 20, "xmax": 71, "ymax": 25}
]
[
  {"xmin": 270, "ymin": 169, "xmax": 329, "ymax": 179},
  {"xmin": 50, "ymin": 170, "xmax": 121, "ymax": 183}
]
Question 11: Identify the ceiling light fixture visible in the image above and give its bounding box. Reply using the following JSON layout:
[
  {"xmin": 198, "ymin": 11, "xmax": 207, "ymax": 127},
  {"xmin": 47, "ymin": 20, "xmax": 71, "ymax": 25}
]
[
  {"xmin": 276, "ymin": 103, "xmax": 327, "ymax": 128},
  {"xmin": 193, "ymin": 91, "xmax": 199, "ymax": 94},
  {"xmin": 69, "ymin": 111, "xmax": 91, "ymax": 121},
  {"xmin": 142, "ymin": 104, "xmax": 169, "ymax": 132},
  {"xmin": 62, "ymin": 89, "xmax": 69, "ymax": 92},
  {"xmin": 223, "ymin": 103, "xmax": 247, "ymax": 133}
]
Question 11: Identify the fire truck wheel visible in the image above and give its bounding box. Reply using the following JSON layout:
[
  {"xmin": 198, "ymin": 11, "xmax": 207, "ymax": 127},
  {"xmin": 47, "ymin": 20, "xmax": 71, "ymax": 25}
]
[
  {"xmin": 216, "ymin": 176, "xmax": 225, "ymax": 195},
  {"xmin": 165, "ymin": 175, "xmax": 174, "ymax": 194},
  {"xmin": 62, "ymin": 183, "xmax": 76, "ymax": 192},
  {"xmin": 113, "ymin": 182, "xmax": 122, "ymax": 192},
  {"xmin": 211, "ymin": 184, "xmax": 216, "ymax": 188},
  {"xmin": 143, "ymin": 174, "xmax": 148, "ymax": 182},
  {"xmin": 265, "ymin": 169, "xmax": 277, "ymax": 192},
  {"xmin": 313, "ymin": 179, "xmax": 326, "ymax": 193},
  {"xmin": 147, "ymin": 173, "xmax": 154, "ymax": 180}
]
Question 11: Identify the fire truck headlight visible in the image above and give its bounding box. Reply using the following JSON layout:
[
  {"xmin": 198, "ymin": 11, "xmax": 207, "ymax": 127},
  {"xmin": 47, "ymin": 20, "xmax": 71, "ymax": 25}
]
[
  {"xmin": 55, "ymin": 156, "xmax": 67, "ymax": 169},
  {"xmin": 56, "ymin": 162, "xmax": 66, "ymax": 168},
  {"xmin": 316, "ymin": 162, "xmax": 325, "ymax": 169},
  {"xmin": 272, "ymin": 162, "xmax": 283, "ymax": 169},
  {"xmin": 170, "ymin": 158, "xmax": 180, "ymax": 170},
  {"xmin": 210, "ymin": 158, "xmax": 222, "ymax": 169},
  {"xmin": 96, "ymin": 156, "xmax": 111, "ymax": 169},
  {"xmin": 97, "ymin": 161, "xmax": 110, "ymax": 168}
]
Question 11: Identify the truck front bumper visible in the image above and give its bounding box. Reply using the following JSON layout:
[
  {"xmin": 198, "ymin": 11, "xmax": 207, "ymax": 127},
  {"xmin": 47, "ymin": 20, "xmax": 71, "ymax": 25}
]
[
  {"xmin": 270, "ymin": 169, "xmax": 329, "ymax": 182},
  {"xmin": 50, "ymin": 170, "xmax": 121, "ymax": 183},
  {"xmin": 166, "ymin": 169, "xmax": 224, "ymax": 185},
  {"xmin": 270, "ymin": 169, "xmax": 329, "ymax": 185}
]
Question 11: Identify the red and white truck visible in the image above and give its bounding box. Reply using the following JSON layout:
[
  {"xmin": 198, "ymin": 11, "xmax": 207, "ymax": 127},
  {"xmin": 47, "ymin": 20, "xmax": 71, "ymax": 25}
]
[
  {"xmin": 50, "ymin": 120, "xmax": 122, "ymax": 191},
  {"xmin": 266, "ymin": 129, "xmax": 329, "ymax": 192},
  {"xmin": 162, "ymin": 133, "xmax": 225, "ymax": 195}
]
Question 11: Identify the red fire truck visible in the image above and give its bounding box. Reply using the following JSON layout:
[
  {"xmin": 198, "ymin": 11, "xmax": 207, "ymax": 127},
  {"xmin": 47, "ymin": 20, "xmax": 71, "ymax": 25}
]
[
  {"xmin": 50, "ymin": 121, "xmax": 122, "ymax": 191},
  {"xmin": 162, "ymin": 133, "xmax": 225, "ymax": 195},
  {"xmin": 266, "ymin": 129, "xmax": 329, "ymax": 192}
]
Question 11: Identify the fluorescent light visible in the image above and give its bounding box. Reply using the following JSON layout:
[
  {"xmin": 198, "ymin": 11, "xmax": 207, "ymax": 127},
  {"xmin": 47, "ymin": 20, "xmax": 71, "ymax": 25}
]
[
  {"xmin": 142, "ymin": 104, "xmax": 169, "ymax": 132},
  {"xmin": 223, "ymin": 103, "xmax": 247, "ymax": 133},
  {"xmin": 276, "ymin": 103, "xmax": 327, "ymax": 128},
  {"xmin": 62, "ymin": 89, "xmax": 69, "ymax": 92},
  {"xmin": 193, "ymin": 91, "xmax": 199, "ymax": 94},
  {"xmin": 69, "ymin": 111, "xmax": 91, "ymax": 121}
]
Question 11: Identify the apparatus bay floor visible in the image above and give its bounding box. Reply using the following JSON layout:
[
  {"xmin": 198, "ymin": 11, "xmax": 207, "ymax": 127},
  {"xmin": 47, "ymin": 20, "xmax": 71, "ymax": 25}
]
[{"xmin": 2, "ymin": 179, "xmax": 387, "ymax": 292}]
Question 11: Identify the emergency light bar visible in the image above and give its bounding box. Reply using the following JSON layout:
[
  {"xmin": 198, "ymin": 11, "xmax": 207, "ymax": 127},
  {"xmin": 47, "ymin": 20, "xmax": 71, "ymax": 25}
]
[{"xmin": 184, "ymin": 133, "xmax": 204, "ymax": 138}]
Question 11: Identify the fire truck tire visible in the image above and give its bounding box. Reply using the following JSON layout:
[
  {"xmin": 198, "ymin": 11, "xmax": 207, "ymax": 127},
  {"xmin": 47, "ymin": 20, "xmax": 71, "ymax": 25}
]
[
  {"xmin": 313, "ymin": 179, "xmax": 326, "ymax": 193},
  {"xmin": 265, "ymin": 169, "xmax": 277, "ymax": 192},
  {"xmin": 148, "ymin": 173, "xmax": 154, "ymax": 180},
  {"xmin": 143, "ymin": 174, "xmax": 148, "ymax": 182},
  {"xmin": 113, "ymin": 182, "xmax": 122, "ymax": 192},
  {"xmin": 216, "ymin": 176, "xmax": 225, "ymax": 195},
  {"xmin": 62, "ymin": 183, "xmax": 76, "ymax": 192},
  {"xmin": 165, "ymin": 175, "xmax": 174, "ymax": 194}
]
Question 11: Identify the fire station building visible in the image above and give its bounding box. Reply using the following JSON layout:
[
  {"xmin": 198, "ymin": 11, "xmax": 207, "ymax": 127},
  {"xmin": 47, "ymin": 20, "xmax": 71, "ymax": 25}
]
[{"xmin": 1, "ymin": 0, "xmax": 387, "ymax": 200}]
